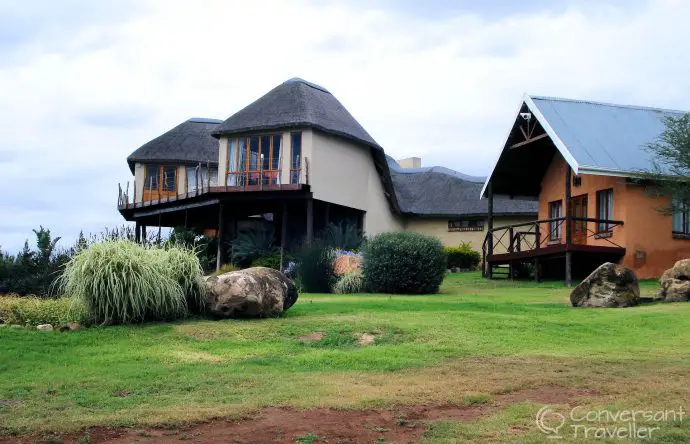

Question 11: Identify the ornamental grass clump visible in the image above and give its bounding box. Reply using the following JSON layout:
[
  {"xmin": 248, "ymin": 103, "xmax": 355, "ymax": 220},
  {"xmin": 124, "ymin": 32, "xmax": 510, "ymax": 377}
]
[{"xmin": 59, "ymin": 240, "xmax": 204, "ymax": 324}]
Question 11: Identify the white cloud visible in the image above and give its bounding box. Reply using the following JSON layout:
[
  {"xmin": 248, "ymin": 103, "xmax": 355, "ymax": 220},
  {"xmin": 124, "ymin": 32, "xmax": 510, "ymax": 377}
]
[{"xmin": 1, "ymin": 0, "xmax": 689, "ymax": 250}]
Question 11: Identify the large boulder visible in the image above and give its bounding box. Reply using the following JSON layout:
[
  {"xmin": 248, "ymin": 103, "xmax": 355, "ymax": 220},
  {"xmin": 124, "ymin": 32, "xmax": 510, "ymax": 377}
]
[
  {"xmin": 657, "ymin": 259, "xmax": 690, "ymax": 302},
  {"xmin": 570, "ymin": 262, "xmax": 640, "ymax": 308},
  {"xmin": 205, "ymin": 267, "xmax": 299, "ymax": 318}
]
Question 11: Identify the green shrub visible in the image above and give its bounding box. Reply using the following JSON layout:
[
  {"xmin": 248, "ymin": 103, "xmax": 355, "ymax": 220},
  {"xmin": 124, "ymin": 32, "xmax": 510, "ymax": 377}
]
[
  {"xmin": 362, "ymin": 232, "xmax": 446, "ymax": 294},
  {"xmin": 445, "ymin": 242, "xmax": 481, "ymax": 270},
  {"xmin": 210, "ymin": 263, "xmax": 237, "ymax": 276},
  {"xmin": 0, "ymin": 296, "xmax": 91, "ymax": 326},
  {"xmin": 59, "ymin": 240, "xmax": 202, "ymax": 324},
  {"xmin": 318, "ymin": 223, "xmax": 365, "ymax": 251},
  {"xmin": 294, "ymin": 245, "xmax": 336, "ymax": 293},
  {"xmin": 251, "ymin": 254, "xmax": 282, "ymax": 270},
  {"xmin": 332, "ymin": 270, "xmax": 365, "ymax": 294},
  {"xmin": 162, "ymin": 244, "xmax": 207, "ymax": 313},
  {"xmin": 231, "ymin": 226, "xmax": 277, "ymax": 268}
]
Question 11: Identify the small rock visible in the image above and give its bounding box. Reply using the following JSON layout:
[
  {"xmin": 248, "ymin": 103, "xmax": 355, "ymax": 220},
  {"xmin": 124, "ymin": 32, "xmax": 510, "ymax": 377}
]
[
  {"xmin": 59, "ymin": 323, "xmax": 82, "ymax": 332},
  {"xmin": 9, "ymin": 324, "xmax": 23, "ymax": 329},
  {"xmin": 36, "ymin": 324, "xmax": 54, "ymax": 331},
  {"xmin": 570, "ymin": 262, "xmax": 640, "ymax": 308}
]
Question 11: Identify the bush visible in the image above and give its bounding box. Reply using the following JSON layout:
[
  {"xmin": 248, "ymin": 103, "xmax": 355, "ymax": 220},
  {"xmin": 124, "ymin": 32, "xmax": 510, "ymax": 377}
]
[
  {"xmin": 445, "ymin": 242, "xmax": 481, "ymax": 270},
  {"xmin": 251, "ymin": 254, "xmax": 282, "ymax": 270},
  {"xmin": 162, "ymin": 244, "xmax": 207, "ymax": 313},
  {"xmin": 318, "ymin": 223, "xmax": 365, "ymax": 251},
  {"xmin": 332, "ymin": 270, "xmax": 366, "ymax": 294},
  {"xmin": 293, "ymin": 245, "xmax": 336, "ymax": 293},
  {"xmin": 362, "ymin": 232, "xmax": 446, "ymax": 294},
  {"xmin": 231, "ymin": 226, "xmax": 277, "ymax": 268},
  {"xmin": 210, "ymin": 263, "xmax": 237, "ymax": 276},
  {"xmin": 0, "ymin": 296, "xmax": 91, "ymax": 327},
  {"xmin": 59, "ymin": 240, "xmax": 204, "ymax": 324}
]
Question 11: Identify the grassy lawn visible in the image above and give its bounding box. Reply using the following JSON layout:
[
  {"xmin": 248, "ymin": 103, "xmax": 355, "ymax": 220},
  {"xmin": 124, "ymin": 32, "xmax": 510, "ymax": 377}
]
[{"xmin": 2, "ymin": 273, "xmax": 690, "ymax": 442}]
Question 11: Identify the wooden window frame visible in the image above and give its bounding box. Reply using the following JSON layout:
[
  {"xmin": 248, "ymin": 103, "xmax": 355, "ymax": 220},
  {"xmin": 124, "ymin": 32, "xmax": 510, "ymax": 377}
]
[
  {"xmin": 596, "ymin": 188, "xmax": 614, "ymax": 233},
  {"xmin": 144, "ymin": 165, "xmax": 176, "ymax": 193},
  {"xmin": 448, "ymin": 219, "xmax": 484, "ymax": 232},
  {"xmin": 549, "ymin": 200, "xmax": 563, "ymax": 241},
  {"xmin": 227, "ymin": 133, "xmax": 282, "ymax": 186},
  {"xmin": 672, "ymin": 197, "xmax": 690, "ymax": 238}
]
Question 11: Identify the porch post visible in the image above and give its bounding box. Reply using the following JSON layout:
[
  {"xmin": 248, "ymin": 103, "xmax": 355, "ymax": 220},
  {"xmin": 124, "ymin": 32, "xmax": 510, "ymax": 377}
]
[
  {"xmin": 135, "ymin": 221, "xmax": 141, "ymax": 243},
  {"xmin": 141, "ymin": 226, "xmax": 147, "ymax": 244},
  {"xmin": 487, "ymin": 182, "xmax": 494, "ymax": 279},
  {"xmin": 565, "ymin": 164, "xmax": 573, "ymax": 287},
  {"xmin": 306, "ymin": 197, "xmax": 314, "ymax": 246},
  {"xmin": 216, "ymin": 203, "xmax": 226, "ymax": 270},
  {"xmin": 280, "ymin": 202, "xmax": 288, "ymax": 272}
]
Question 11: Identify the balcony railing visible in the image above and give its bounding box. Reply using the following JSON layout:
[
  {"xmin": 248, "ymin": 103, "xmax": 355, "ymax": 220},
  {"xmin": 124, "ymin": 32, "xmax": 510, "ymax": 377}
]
[
  {"xmin": 481, "ymin": 216, "xmax": 625, "ymax": 262},
  {"xmin": 118, "ymin": 158, "xmax": 309, "ymax": 210}
]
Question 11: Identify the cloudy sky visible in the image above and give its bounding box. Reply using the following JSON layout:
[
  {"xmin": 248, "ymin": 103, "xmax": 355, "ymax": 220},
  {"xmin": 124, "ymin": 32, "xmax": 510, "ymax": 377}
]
[{"xmin": 1, "ymin": 0, "xmax": 689, "ymax": 252}]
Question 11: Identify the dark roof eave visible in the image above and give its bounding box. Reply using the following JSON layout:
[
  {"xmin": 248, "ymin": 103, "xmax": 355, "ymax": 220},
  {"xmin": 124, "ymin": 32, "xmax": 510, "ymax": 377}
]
[
  {"xmin": 402, "ymin": 211, "xmax": 538, "ymax": 219},
  {"xmin": 212, "ymin": 122, "xmax": 383, "ymax": 151}
]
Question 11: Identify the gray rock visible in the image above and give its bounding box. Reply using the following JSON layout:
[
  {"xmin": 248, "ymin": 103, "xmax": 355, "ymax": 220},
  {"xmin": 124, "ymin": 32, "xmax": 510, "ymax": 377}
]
[
  {"xmin": 657, "ymin": 259, "xmax": 690, "ymax": 302},
  {"xmin": 570, "ymin": 262, "xmax": 640, "ymax": 308},
  {"xmin": 205, "ymin": 267, "xmax": 299, "ymax": 318},
  {"xmin": 59, "ymin": 323, "xmax": 82, "ymax": 332},
  {"xmin": 36, "ymin": 324, "xmax": 54, "ymax": 331}
]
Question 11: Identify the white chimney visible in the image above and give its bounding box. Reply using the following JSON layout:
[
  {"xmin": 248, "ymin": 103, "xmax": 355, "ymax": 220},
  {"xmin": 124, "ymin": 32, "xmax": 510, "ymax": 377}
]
[{"xmin": 397, "ymin": 157, "xmax": 421, "ymax": 169}]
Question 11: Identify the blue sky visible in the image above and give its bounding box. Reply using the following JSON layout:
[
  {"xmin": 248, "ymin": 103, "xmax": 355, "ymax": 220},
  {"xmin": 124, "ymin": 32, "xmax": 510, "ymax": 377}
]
[{"xmin": 0, "ymin": 0, "xmax": 688, "ymax": 252}]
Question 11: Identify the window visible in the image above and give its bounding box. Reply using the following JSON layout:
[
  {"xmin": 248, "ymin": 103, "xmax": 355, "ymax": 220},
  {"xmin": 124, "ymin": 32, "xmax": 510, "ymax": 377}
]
[
  {"xmin": 186, "ymin": 166, "xmax": 217, "ymax": 192},
  {"xmin": 290, "ymin": 132, "xmax": 302, "ymax": 184},
  {"xmin": 673, "ymin": 197, "xmax": 690, "ymax": 235},
  {"xmin": 573, "ymin": 175, "xmax": 582, "ymax": 187},
  {"xmin": 549, "ymin": 200, "xmax": 563, "ymax": 240},
  {"xmin": 596, "ymin": 188, "xmax": 614, "ymax": 232},
  {"xmin": 162, "ymin": 166, "xmax": 176, "ymax": 192},
  {"xmin": 144, "ymin": 165, "xmax": 175, "ymax": 192},
  {"xmin": 448, "ymin": 220, "xmax": 484, "ymax": 232},
  {"xmin": 227, "ymin": 134, "xmax": 281, "ymax": 186},
  {"xmin": 144, "ymin": 166, "xmax": 159, "ymax": 190}
]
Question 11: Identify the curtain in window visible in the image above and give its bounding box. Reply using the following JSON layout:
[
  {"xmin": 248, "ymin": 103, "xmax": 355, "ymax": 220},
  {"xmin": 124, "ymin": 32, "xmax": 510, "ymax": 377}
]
[
  {"xmin": 227, "ymin": 139, "xmax": 238, "ymax": 186},
  {"xmin": 186, "ymin": 167, "xmax": 197, "ymax": 192}
]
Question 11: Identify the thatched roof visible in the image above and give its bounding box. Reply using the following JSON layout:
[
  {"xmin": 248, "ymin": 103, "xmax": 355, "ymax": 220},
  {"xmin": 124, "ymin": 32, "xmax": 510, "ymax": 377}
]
[
  {"xmin": 126, "ymin": 118, "xmax": 222, "ymax": 172},
  {"xmin": 212, "ymin": 78, "xmax": 381, "ymax": 150},
  {"xmin": 388, "ymin": 157, "xmax": 537, "ymax": 218}
]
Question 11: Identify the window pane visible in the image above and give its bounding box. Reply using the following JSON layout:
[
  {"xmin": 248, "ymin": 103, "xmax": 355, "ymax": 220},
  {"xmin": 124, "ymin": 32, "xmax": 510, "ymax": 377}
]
[
  {"xmin": 146, "ymin": 166, "xmax": 159, "ymax": 190},
  {"xmin": 291, "ymin": 132, "xmax": 302, "ymax": 184},
  {"xmin": 260, "ymin": 135, "xmax": 271, "ymax": 172},
  {"xmin": 186, "ymin": 167, "xmax": 197, "ymax": 192},
  {"xmin": 162, "ymin": 166, "xmax": 176, "ymax": 192},
  {"xmin": 272, "ymin": 135, "xmax": 281, "ymax": 170},
  {"xmin": 228, "ymin": 139, "xmax": 238, "ymax": 172}
]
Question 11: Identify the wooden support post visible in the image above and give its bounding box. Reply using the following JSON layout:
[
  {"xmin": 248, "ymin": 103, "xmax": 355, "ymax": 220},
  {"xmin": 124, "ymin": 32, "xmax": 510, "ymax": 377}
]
[
  {"xmin": 141, "ymin": 226, "xmax": 147, "ymax": 244},
  {"xmin": 565, "ymin": 164, "xmax": 573, "ymax": 287},
  {"xmin": 184, "ymin": 210, "xmax": 188, "ymax": 229},
  {"xmin": 508, "ymin": 226, "xmax": 514, "ymax": 253},
  {"xmin": 534, "ymin": 257, "xmax": 540, "ymax": 283},
  {"xmin": 280, "ymin": 202, "xmax": 288, "ymax": 272},
  {"xmin": 487, "ymin": 182, "xmax": 494, "ymax": 279},
  {"xmin": 306, "ymin": 198, "xmax": 314, "ymax": 246},
  {"xmin": 135, "ymin": 221, "xmax": 141, "ymax": 243},
  {"xmin": 324, "ymin": 202, "xmax": 330, "ymax": 229},
  {"xmin": 216, "ymin": 204, "xmax": 226, "ymax": 271},
  {"xmin": 535, "ymin": 223, "xmax": 541, "ymax": 249},
  {"xmin": 157, "ymin": 214, "xmax": 162, "ymax": 245}
]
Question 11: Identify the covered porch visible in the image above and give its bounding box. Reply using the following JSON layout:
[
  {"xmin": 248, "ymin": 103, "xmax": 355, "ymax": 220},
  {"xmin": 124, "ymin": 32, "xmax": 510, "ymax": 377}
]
[{"xmin": 118, "ymin": 185, "xmax": 364, "ymax": 271}]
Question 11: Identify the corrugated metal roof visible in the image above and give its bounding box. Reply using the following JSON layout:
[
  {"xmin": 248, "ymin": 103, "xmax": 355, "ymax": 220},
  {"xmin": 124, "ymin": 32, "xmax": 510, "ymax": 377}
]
[{"xmin": 528, "ymin": 95, "xmax": 686, "ymax": 175}]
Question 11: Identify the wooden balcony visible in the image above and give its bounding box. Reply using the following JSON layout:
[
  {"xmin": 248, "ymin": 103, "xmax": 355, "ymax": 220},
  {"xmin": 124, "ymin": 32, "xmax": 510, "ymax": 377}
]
[
  {"xmin": 117, "ymin": 160, "xmax": 309, "ymax": 211},
  {"xmin": 482, "ymin": 217, "xmax": 626, "ymax": 281}
]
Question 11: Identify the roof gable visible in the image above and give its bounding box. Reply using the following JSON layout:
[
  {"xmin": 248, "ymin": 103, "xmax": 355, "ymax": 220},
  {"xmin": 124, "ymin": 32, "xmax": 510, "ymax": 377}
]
[{"xmin": 212, "ymin": 78, "xmax": 381, "ymax": 150}]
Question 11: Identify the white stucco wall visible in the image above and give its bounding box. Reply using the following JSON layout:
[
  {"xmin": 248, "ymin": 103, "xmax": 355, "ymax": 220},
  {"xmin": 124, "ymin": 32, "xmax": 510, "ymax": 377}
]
[{"xmin": 310, "ymin": 130, "xmax": 403, "ymax": 235}]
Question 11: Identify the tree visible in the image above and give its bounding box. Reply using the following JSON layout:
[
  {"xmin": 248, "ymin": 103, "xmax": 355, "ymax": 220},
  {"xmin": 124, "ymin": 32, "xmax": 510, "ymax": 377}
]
[{"xmin": 644, "ymin": 113, "xmax": 690, "ymax": 211}]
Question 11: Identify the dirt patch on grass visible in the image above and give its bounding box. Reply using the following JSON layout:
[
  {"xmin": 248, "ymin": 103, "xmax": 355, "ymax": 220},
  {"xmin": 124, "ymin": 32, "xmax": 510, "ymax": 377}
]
[
  {"xmin": 356, "ymin": 332, "xmax": 376, "ymax": 345},
  {"xmin": 298, "ymin": 331, "xmax": 325, "ymax": 341},
  {"xmin": 0, "ymin": 386, "xmax": 593, "ymax": 443}
]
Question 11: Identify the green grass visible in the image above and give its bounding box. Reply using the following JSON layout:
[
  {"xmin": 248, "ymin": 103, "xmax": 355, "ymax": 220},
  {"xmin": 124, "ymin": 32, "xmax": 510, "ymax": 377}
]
[{"xmin": 1, "ymin": 273, "xmax": 690, "ymax": 442}]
